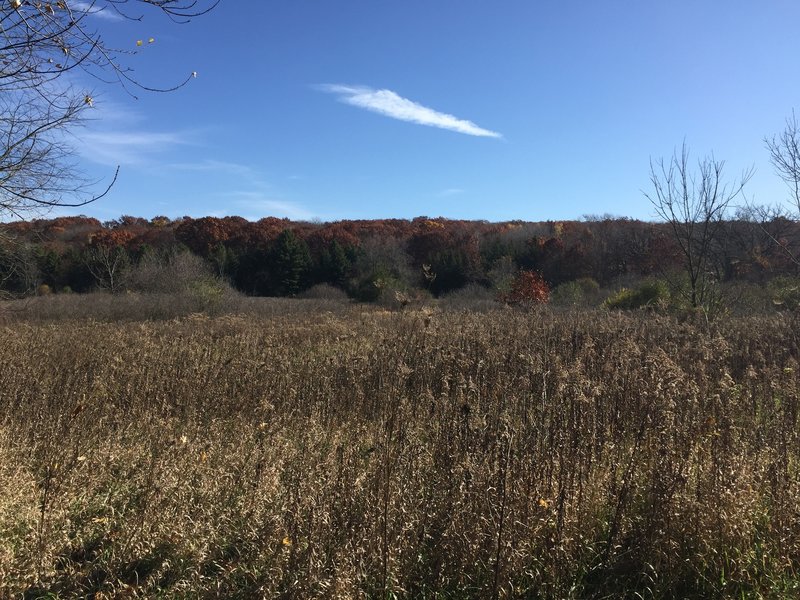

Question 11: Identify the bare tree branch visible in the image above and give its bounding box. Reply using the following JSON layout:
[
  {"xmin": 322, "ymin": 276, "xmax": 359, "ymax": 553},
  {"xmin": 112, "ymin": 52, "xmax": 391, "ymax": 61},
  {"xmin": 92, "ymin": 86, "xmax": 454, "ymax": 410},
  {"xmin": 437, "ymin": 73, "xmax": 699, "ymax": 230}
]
[
  {"xmin": 0, "ymin": 0, "xmax": 215, "ymax": 220},
  {"xmin": 766, "ymin": 110, "xmax": 800, "ymax": 215},
  {"xmin": 644, "ymin": 142, "xmax": 753, "ymax": 311},
  {"xmin": 745, "ymin": 111, "xmax": 800, "ymax": 267}
]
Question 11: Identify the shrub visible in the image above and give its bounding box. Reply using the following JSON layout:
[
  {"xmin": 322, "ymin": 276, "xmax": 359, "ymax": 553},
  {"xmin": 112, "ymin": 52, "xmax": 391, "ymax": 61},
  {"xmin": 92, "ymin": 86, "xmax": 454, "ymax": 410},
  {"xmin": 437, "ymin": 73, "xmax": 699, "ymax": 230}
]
[
  {"xmin": 550, "ymin": 281, "xmax": 582, "ymax": 307},
  {"xmin": 377, "ymin": 281, "xmax": 430, "ymax": 310},
  {"xmin": 188, "ymin": 278, "xmax": 230, "ymax": 314},
  {"xmin": 576, "ymin": 276, "xmax": 600, "ymax": 296},
  {"xmin": 500, "ymin": 270, "xmax": 549, "ymax": 306},
  {"xmin": 550, "ymin": 277, "xmax": 601, "ymax": 307},
  {"xmin": 768, "ymin": 276, "xmax": 800, "ymax": 310},
  {"xmin": 604, "ymin": 279, "xmax": 669, "ymax": 310},
  {"xmin": 724, "ymin": 282, "xmax": 774, "ymax": 315},
  {"xmin": 126, "ymin": 250, "xmax": 213, "ymax": 295},
  {"xmin": 487, "ymin": 255, "xmax": 517, "ymax": 295},
  {"xmin": 298, "ymin": 283, "xmax": 350, "ymax": 302},
  {"xmin": 439, "ymin": 283, "xmax": 498, "ymax": 312},
  {"xmin": 350, "ymin": 269, "xmax": 413, "ymax": 307}
]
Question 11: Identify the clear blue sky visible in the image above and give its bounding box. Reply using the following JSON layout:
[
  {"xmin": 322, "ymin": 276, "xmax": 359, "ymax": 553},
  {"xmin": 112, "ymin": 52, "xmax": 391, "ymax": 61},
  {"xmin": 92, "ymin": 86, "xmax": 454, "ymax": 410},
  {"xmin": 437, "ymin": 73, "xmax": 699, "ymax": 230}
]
[{"xmin": 65, "ymin": 1, "xmax": 800, "ymax": 223}]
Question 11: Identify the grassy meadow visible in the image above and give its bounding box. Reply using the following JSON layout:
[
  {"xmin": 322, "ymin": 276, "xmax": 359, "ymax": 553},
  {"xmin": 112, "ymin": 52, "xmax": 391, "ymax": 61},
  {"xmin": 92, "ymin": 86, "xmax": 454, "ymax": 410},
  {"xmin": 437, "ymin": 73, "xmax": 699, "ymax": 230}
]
[{"xmin": 1, "ymin": 301, "xmax": 800, "ymax": 597}]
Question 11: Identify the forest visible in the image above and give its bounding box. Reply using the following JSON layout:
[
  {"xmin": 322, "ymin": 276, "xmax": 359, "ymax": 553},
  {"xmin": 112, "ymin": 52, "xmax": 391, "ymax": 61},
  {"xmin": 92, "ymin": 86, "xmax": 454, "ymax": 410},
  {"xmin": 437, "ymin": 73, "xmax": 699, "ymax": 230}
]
[{"xmin": 2, "ymin": 213, "xmax": 800, "ymax": 316}]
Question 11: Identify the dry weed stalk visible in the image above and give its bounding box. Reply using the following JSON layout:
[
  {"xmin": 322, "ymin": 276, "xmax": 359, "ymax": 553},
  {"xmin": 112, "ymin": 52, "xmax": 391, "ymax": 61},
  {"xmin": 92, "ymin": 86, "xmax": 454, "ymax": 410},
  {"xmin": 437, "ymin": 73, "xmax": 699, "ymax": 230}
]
[{"xmin": 0, "ymin": 310, "xmax": 798, "ymax": 597}]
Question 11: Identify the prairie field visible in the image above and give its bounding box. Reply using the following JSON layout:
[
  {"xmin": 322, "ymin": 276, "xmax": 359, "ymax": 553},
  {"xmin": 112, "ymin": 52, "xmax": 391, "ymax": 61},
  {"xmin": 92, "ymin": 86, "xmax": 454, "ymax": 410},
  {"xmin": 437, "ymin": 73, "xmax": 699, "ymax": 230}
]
[{"xmin": 1, "ymin": 305, "xmax": 800, "ymax": 598}]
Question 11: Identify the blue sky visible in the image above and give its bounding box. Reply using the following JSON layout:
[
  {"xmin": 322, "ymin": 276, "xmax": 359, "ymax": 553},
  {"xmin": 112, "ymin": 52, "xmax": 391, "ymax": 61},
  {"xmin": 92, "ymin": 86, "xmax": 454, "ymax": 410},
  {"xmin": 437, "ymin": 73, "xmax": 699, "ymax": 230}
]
[{"xmin": 64, "ymin": 1, "xmax": 800, "ymax": 223}]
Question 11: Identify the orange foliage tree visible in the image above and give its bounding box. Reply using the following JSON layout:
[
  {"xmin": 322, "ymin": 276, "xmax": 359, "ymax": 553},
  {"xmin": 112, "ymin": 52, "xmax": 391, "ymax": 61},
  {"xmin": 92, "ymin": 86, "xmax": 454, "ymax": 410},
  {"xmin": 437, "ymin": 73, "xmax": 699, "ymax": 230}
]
[{"xmin": 501, "ymin": 270, "xmax": 550, "ymax": 306}]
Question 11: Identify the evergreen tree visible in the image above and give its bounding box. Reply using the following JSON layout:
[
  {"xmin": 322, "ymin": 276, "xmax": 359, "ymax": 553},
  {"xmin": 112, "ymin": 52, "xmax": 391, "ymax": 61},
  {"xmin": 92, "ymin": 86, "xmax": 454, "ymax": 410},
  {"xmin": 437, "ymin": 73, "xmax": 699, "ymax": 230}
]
[
  {"xmin": 428, "ymin": 249, "xmax": 471, "ymax": 295},
  {"xmin": 271, "ymin": 229, "xmax": 311, "ymax": 296},
  {"xmin": 318, "ymin": 239, "xmax": 352, "ymax": 288}
]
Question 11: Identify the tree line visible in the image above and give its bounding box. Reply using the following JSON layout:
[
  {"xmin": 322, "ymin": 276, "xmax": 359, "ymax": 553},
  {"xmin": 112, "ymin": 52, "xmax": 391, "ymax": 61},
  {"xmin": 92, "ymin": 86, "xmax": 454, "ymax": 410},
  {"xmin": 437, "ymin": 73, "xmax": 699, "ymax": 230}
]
[{"xmin": 1, "ymin": 213, "xmax": 797, "ymax": 307}]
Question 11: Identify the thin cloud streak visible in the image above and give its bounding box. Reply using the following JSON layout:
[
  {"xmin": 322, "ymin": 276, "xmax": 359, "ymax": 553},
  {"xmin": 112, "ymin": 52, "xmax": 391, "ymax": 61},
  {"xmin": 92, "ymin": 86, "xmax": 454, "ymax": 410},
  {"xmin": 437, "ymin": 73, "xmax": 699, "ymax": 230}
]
[
  {"xmin": 317, "ymin": 84, "xmax": 502, "ymax": 139},
  {"xmin": 77, "ymin": 130, "xmax": 191, "ymax": 166},
  {"xmin": 71, "ymin": 1, "xmax": 124, "ymax": 21},
  {"xmin": 165, "ymin": 159, "xmax": 255, "ymax": 176}
]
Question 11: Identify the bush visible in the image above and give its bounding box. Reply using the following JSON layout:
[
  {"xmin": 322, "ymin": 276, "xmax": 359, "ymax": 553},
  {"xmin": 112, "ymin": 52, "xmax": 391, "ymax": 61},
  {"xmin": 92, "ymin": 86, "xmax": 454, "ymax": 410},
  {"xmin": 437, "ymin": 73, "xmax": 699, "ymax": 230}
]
[
  {"xmin": 439, "ymin": 283, "xmax": 499, "ymax": 312},
  {"xmin": 350, "ymin": 269, "xmax": 414, "ymax": 307},
  {"xmin": 121, "ymin": 250, "xmax": 241, "ymax": 316},
  {"xmin": 500, "ymin": 270, "xmax": 549, "ymax": 306},
  {"xmin": 604, "ymin": 279, "xmax": 669, "ymax": 310},
  {"xmin": 126, "ymin": 250, "xmax": 214, "ymax": 295},
  {"xmin": 576, "ymin": 276, "xmax": 600, "ymax": 296},
  {"xmin": 768, "ymin": 276, "xmax": 800, "ymax": 310},
  {"xmin": 551, "ymin": 277, "xmax": 601, "ymax": 307},
  {"xmin": 724, "ymin": 282, "xmax": 774, "ymax": 315},
  {"xmin": 487, "ymin": 255, "xmax": 517, "ymax": 295},
  {"xmin": 298, "ymin": 283, "xmax": 350, "ymax": 301},
  {"xmin": 377, "ymin": 281, "xmax": 431, "ymax": 310},
  {"xmin": 188, "ymin": 278, "xmax": 232, "ymax": 315}
]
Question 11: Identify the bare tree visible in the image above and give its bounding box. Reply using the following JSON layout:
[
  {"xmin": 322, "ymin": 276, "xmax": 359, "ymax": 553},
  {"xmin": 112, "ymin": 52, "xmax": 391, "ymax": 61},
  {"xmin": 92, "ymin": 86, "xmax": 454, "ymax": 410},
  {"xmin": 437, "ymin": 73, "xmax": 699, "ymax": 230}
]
[
  {"xmin": 0, "ymin": 234, "xmax": 38, "ymax": 297},
  {"xmin": 126, "ymin": 248, "xmax": 215, "ymax": 294},
  {"xmin": 766, "ymin": 110, "xmax": 800, "ymax": 215},
  {"xmin": 0, "ymin": 0, "xmax": 217, "ymax": 220},
  {"xmin": 85, "ymin": 243, "xmax": 129, "ymax": 293},
  {"xmin": 645, "ymin": 142, "xmax": 753, "ymax": 311},
  {"xmin": 746, "ymin": 111, "xmax": 800, "ymax": 267}
]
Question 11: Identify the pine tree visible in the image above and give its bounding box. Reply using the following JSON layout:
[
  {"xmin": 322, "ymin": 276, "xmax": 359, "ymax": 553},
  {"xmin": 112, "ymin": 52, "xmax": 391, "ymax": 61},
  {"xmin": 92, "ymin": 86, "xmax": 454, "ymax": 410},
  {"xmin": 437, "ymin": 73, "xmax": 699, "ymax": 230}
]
[
  {"xmin": 319, "ymin": 239, "xmax": 352, "ymax": 288},
  {"xmin": 271, "ymin": 230, "xmax": 311, "ymax": 296}
]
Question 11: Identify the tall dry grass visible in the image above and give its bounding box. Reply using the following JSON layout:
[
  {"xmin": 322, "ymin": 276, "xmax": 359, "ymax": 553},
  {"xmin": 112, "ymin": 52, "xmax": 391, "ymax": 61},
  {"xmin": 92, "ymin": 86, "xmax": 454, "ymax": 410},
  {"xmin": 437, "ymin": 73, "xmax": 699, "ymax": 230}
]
[{"xmin": 1, "ymin": 309, "xmax": 799, "ymax": 597}]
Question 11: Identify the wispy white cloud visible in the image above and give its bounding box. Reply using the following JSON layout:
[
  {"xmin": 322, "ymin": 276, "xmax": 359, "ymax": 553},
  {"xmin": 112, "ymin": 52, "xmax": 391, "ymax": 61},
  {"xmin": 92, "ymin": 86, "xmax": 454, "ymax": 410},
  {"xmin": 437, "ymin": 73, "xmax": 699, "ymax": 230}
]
[
  {"xmin": 74, "ymin": 102, "xmax": 213, "ymax": 167},
  {"xmin": 71, "ymin": 1, "xmax": 125, "ymax": 21},
  {"xmin": 77, "ymin": 130, "xmax": 192, "ymax": 166},
  {"xmin": 84, "ymin": 100, "xmax": 147, "ymax": 126},
  {"xmin": 165, "ymin": 159, "xmax": 255, "ymax": 176},
  {"xmin": 317, "ymin": 84, "xmax": 502, "ymax": 139},
  {"xmin": 73, "ymin": 100, "xmax": 314, "ymax": 220}
]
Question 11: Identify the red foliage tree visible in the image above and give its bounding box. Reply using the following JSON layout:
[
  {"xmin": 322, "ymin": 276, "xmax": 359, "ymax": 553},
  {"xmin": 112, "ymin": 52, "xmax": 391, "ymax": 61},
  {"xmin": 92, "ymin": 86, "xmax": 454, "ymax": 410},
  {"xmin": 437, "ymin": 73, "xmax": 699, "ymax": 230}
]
[
  {"xmin": 89, "ymin": 228, "xmax": 136, "ymax": 249},
  {"xmin": 501, "ymin": 270, "xmax": 550, "ymax": 306},
  {"xmin": 175, "ymin": 217, "xmax": 248, "ymax": 255}
]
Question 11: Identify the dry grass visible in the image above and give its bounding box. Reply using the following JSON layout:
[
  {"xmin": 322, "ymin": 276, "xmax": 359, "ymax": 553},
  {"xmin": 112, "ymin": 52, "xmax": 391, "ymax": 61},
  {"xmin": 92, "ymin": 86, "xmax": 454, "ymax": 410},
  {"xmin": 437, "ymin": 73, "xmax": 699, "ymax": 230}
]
[
  {"xmin": 1, "ymin": 292, "xmax": 357, "ymax": 323},
  {"xmin": 1, "ymin": 308, "xmax": 799, "ymax": 598}
]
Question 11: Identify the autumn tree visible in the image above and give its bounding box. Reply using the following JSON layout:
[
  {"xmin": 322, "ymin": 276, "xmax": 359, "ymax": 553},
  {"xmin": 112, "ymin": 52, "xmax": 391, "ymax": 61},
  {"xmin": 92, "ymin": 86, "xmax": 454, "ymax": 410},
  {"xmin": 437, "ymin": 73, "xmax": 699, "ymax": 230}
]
[
  {"xmin": 176, "ymin": 217, "xmax": 233, "ymax": 256},
  {"xmin": 0, "ymin": 0, "xmax": 216, "ymax": 219},
  {"xmin": 645, "ymin": 143, "xmax": 752, "ymax": 311},
  {"xmin": 501, "ymin": 270, "xmax": 549, "ymax": 306},
  {"xmin": 84, "ymin": 228, "xmax": 135, "ymax": 293}
]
